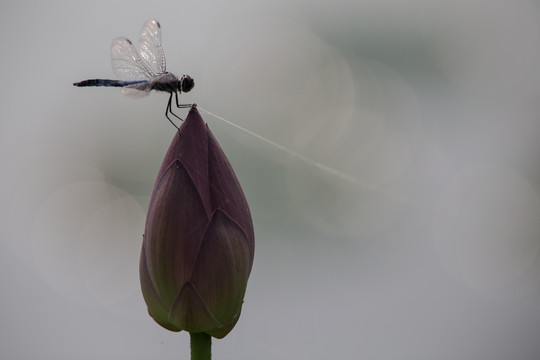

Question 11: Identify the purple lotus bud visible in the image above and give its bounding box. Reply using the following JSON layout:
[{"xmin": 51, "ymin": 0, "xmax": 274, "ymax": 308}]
[{"xmin": 140, "ymin": 106, "xmax": 254, "ymax": 339}]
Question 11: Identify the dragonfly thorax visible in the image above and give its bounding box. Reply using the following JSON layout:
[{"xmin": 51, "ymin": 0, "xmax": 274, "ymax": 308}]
[{"xmin": 180, "ymin": 75, "xmax": 195, "ymax": 93}]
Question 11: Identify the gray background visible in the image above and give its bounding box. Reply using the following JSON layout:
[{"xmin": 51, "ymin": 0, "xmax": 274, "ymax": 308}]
[{"xmin": 2, "ymin": 0, "xmax": 540, "ymax": 359}]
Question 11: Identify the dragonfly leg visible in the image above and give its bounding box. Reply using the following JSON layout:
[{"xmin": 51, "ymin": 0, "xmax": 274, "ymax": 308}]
[
  {"xmin": 167, "ymin": 91, "xmax": 187, "ymax": 123},
  {"xmin": 165, "ymin": 93, "xmax": 180, "ymax": 129},
  {"xmin": 175, "ymin": 91, "xmax": 192, "ymax": 109}
]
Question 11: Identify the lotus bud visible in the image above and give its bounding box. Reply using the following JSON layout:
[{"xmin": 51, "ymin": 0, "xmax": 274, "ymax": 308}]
[{"xmin": 140, "ymin": 106, "xmax": 254, "ymax": 338}]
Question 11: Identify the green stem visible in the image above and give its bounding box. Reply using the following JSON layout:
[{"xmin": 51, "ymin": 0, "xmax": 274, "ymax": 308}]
[{"xmin": 190, "ymin": 332, "xmax": 211, "ymax": 360}]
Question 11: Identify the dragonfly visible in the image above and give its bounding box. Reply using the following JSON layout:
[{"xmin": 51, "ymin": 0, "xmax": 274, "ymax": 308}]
[{"xmin": 73, "ymin": 19, "xmax": 194, "ymax": 129}]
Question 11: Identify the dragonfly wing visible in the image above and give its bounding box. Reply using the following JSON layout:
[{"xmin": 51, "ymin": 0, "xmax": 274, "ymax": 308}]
[
  {"xmin": 121, "ymin": 82, "xmax": 152, "ymax": 98},
  {"xmin": 111, "ymin": 37, "xmax": 155, "ymax": 81},
  {"xmin": 138, "ymin": 19, "xmax": 166, "ymax": 74}
]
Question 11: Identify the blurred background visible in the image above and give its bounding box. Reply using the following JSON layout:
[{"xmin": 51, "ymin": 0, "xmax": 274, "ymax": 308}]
[{"xmin": 2, "ymin": 0, "xmax": 540, "ymax": 359}]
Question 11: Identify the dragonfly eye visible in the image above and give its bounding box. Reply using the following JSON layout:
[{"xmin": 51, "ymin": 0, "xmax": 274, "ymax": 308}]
[{"xmin": 180, "ymin": 75, "xmax": 194, "ymax": 93}]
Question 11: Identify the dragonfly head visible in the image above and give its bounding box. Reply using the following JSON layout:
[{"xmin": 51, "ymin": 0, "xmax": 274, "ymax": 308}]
[{"xmin": 180, "ymin": 75, "xmax": 195, "ymax": 93}]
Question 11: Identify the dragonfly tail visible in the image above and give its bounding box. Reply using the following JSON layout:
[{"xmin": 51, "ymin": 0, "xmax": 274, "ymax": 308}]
[{"xmin": 73, "ymin": 79, "xmax": 146, "ymax": 87}]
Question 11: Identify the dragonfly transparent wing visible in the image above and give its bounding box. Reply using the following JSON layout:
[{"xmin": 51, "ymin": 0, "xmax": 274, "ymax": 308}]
[
  {"xmin": 138, "ymin": 19, "xmax": 166, "ymax": 75},
  {"xmin": 111, "ymin": 37, "xmax": 155, "ymax": 81},
  {"xmin": 122, "ymin": 82, "xmax": 153, "ymax": 98}
]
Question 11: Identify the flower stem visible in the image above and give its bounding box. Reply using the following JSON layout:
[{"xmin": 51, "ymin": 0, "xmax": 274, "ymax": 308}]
[{"xmin": 190, "ymin": 332, "xmax": 211, "ymax": 360}]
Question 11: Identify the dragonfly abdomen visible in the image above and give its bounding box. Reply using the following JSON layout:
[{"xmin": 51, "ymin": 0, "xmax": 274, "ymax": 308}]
[{"xmin": 73, "ymin": 79, "xmax": 147, "ymax": 87}]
